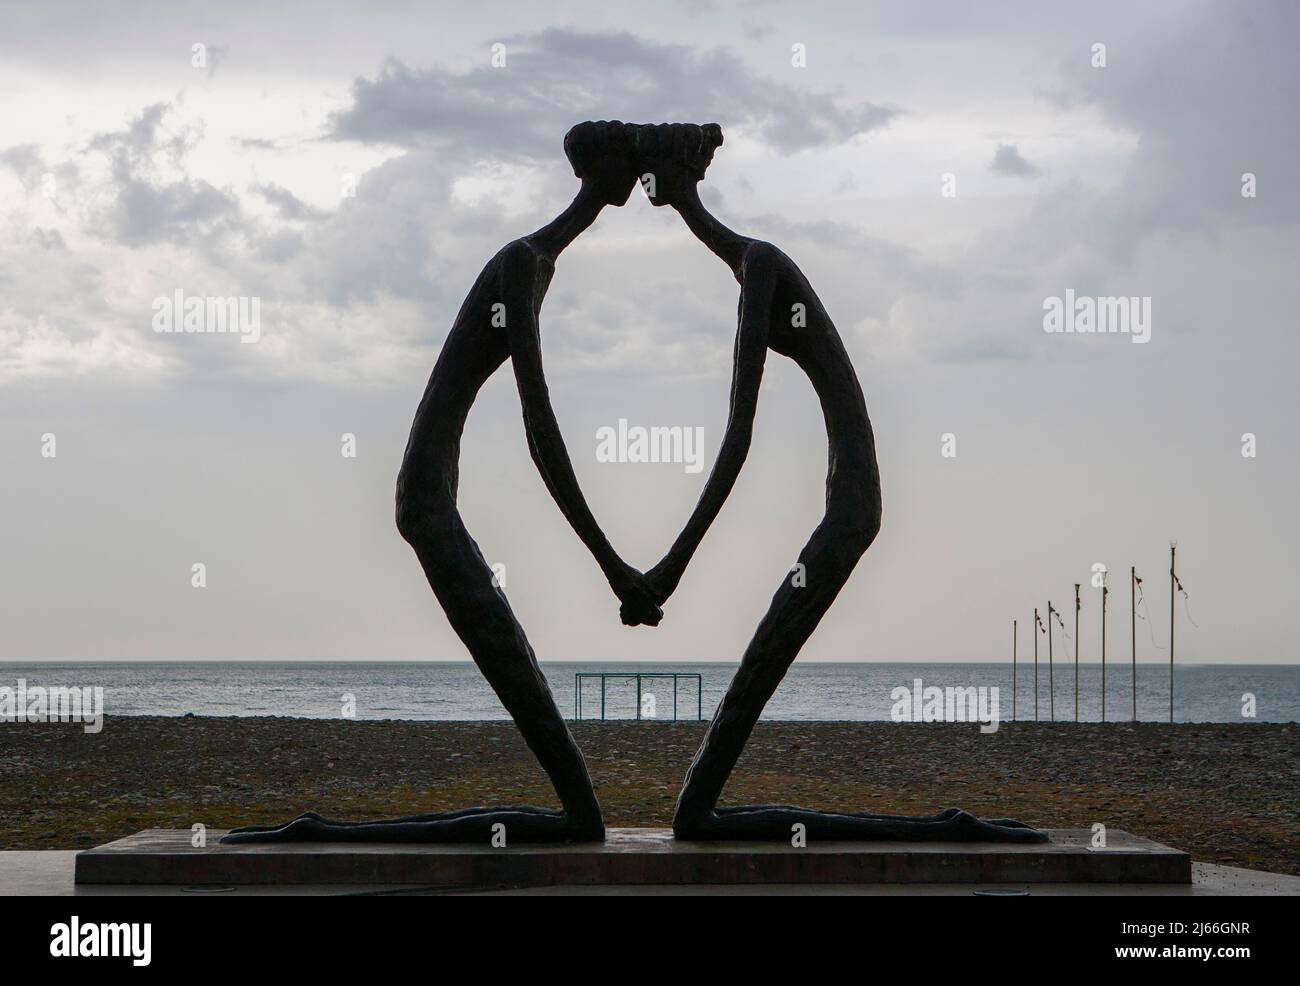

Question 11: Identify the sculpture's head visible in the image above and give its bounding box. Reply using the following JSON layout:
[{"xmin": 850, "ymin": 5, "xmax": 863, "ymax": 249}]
[
  {"xmin": 563, "ymin": 120, "xmax": 641, "ymax": 206},
  {"xmin": 630, "ymin": 123, "xmax": 723, "ymax": 208}
]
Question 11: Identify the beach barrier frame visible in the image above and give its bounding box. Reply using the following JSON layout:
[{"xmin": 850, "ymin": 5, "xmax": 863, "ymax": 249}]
[{"xmin": 573, "ymin": 672, "xmax": 703, "ymax": 721}]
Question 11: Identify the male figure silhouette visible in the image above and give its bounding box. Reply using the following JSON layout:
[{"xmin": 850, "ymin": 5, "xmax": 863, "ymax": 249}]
[{"xmin": 225, "ymin": 122, "xmax": 656, "ymax": 844}]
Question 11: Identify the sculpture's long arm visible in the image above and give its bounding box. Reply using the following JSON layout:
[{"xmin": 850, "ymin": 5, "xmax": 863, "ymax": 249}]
[
  {"xmin": 499, "ymin": 243, "xmax": 640, "ymax": 595},
  {"xmin": 647, "ymin": 246, "xmax": 776, "ymax": 601}
]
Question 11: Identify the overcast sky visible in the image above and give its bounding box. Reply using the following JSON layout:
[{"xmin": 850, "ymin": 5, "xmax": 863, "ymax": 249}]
[{"xmin": 2, "ymin": 0, "xmax": 1297, "ymax": 664}]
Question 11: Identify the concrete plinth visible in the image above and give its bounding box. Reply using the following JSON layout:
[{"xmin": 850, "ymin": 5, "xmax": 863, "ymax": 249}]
[{"xmin": 75, "ymin": 828, "xmax": 1190, "ymax": 887}]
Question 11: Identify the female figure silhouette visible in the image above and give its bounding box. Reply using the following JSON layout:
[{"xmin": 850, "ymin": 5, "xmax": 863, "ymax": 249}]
[{"xmin": 629, "ymin": 123, "xmax": 1044, "ymax": 843}]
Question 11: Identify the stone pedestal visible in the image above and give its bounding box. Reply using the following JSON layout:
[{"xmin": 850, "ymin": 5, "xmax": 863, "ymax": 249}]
[{"xmin": 75, "ymin": 827, "xmax": 1191, "ymax": 887}]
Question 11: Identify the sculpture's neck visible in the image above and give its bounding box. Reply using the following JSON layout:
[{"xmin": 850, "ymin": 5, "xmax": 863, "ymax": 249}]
[
  {"xmin": 527, "ymin": 184, "xmax": 606, "ymax": 260},
  {"xmin": 673, "ymin": 184, "xmax": 750, "ymax": 277}
]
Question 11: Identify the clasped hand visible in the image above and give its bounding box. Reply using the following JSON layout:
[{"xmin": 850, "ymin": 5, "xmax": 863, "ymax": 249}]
[{"xmin": 608, "ymin": 561, "xmax": 673, "ymax": 628}]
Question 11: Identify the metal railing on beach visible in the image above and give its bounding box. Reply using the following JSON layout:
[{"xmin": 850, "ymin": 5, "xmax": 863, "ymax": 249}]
[{"xmin": 573, "ymin": 672, "xmax": 704, "ymax": 721}]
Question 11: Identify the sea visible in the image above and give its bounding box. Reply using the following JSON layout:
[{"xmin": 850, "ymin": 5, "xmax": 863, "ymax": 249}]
[{"xmin": 1, "ymin": 662, "xmax": 1296, "ymax": 723}]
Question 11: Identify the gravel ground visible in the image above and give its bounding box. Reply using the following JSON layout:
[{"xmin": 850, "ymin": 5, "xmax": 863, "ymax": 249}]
[{"xmin": 2, "ymin": 718, "xmax": 1296, "ymax": 873}]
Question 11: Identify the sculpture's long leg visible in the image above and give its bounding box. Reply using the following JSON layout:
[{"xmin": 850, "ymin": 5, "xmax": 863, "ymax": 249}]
[
  {"xmin": 225, "ymin": 806, "xmax": 567, "ymax": 835},
  {"xmin": 224, "ymin": 503, "xmax": 604, "ymax": 845},
  {"xmin": 672, "ymin": 516, "xmax": 1047, "ymax": 843}
]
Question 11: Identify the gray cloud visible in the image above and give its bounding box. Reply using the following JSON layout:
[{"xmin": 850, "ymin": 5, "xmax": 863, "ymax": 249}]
[
  {"xmin": 86, "ymin": 103, "xmax": 242, "ymax": 247},
  {"xmin": 330, "ymin": 28, "xmax": 897, "ymax": 155},
  {"xmin": 202, "ymin": 43, "xmax": 229, "ymax": 78},
  {"xmin": 0, "ymin": 144, "xmax": 79, "ymax": 197},
  {"xmin": 990, "ymin": 142, "xmax": 1039, "ymax": 177},
  {"xmin": 1060, "ymin": 0, "xmax": 1300, "ymax": 240},
  {"xmin": 0, "ymin": 144, "xmax": 44, "ymax": 184},
  {"xmin": 896, "ymin": 1, "xmax": 1300, "ymax": 364},
  {"xmin": 251, "ymin": 182, "xmax": 329, "ymax": 222}
]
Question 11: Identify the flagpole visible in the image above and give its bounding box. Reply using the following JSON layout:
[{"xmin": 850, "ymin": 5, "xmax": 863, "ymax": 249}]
[
  {"xmin": 1012, "ymin": 619, "xmax": 1017, "ymax": 723},
  {"xmin": 1131, "ymin": 565, "xmax": 1138, "ymax": 722},
  {"xmin": 1074, "ymin": 583, "xmax": 1080, "ymax": 722},
  {"xmin": 1047, "ymin": 601, "xmax": 1055, "ymax": 722},
  {"xmin": 1169, "ymin": 543, "xmax": 1176, "ymax": 723},
  {"xmin": 1033, "ymin": 608, "xmax": 1039, "ymax": 722},
  {"xmin": 1101, "ymin": 575, "xmax": 1108, "ymax": 723}
]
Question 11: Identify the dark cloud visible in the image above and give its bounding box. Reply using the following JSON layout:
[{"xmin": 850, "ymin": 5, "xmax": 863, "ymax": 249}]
[
  {"xmin": 31, "ymin": 227, "xmax": 66, "ymax": 250},
  {"xmin": 295, "ymin": 148, "xmax": 457, "ymax": 306},
  {"xmin": 0, "ymin": 144, "xmax": 79, "ymax": 196},
  {"xmin": 202, "ymin": 43, "xmax": 229, "ymax": 77},
  {"xmin": 1063, "ymin": 0, "xmax": 1300, "ymax": 237},
  {"xmin": 330, "ymin": 28, "xmax": 897, "ymax": 155},
  {"xmin": 0, "ymin": 144, "xmax": 44, "ymax": 183},
  {"xmin": 740, "ymin": 212, "xmax": 959, "ymax": 299},
  {"xmin": 236, "ymin": 136, "xmax": 281, "ymax": 151},
  {"xmin": 85, "ymin": 103, "xmax": 242, "ymax": 247},
  {"xmin": 990, "ymin": 142, "xmax": 1039, "ymax": 177},
  {"xmin": 251, "ymin": 182, "xmax": 329, "ymax": 221},
  {"xmin": 104, "ymin": 175, "xmax": 238, "ymax": 247}
]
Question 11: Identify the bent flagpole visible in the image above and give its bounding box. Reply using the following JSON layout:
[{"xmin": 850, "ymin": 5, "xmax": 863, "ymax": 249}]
[
  {"xmin": 1074, "ymin": 583, "xmax": 1081, "ymax": 722},
  {"xmin": 1101, "ymin": 573, "xmax": 1108, "ymax": 722},
  {"xmin": 1131, "ymin": 566, "xmax": 1138, "ymax": 722},
  {"xmin": 1047, "ymin": 602, "xmax": 1055, "ymax": 721},
  {"xmin": 1033, "ymin": 608, "xmax": 1041, "ymax": 722}
]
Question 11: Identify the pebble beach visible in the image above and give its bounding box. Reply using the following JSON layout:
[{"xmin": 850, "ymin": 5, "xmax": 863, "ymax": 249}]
[{"xmin": 4, "ymin": 718, "xmax": 1296, "ymax": 875}]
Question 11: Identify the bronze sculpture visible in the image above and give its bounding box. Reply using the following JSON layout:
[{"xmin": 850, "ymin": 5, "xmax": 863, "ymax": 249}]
[{"xmin": 224, "ymin": 122, "xmax": 1046, "ymax": 845}]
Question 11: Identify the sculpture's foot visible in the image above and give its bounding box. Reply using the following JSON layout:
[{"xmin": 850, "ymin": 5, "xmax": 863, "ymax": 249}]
[
  {"xmin": 674, "ymin": 805, "xmax": 1049, "ymax": 843},
  {"xmin": 220, "ymin": 806, "xmax": 604, "ymax": 844}
]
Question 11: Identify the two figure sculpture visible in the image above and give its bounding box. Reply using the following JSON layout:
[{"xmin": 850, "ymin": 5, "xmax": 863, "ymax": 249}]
[{"xmin": 226, "ymin": 122, "xmax": 1046, "ymax": 846}]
